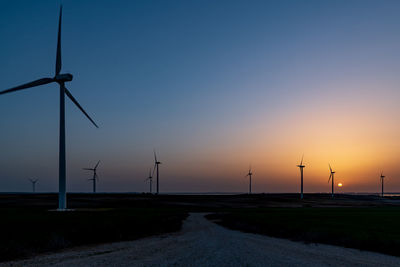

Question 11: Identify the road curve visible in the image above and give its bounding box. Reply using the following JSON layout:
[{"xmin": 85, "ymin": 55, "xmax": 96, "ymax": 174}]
[{"xmin": 2, "ymin": 213, "xmax": 400, "ymax": 266}]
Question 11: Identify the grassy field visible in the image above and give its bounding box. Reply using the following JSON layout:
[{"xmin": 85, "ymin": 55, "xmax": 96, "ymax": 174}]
[
  {"xmin": 207, "ymin": 207, "xmax": 400, "ymax": 257},
  {"xmin": 0, "ymin": 206, "xmax": 187, "ymax": 262},
  {"xmin": 1, "ymin": 193, "xmax": 399, "ymax": 262}
]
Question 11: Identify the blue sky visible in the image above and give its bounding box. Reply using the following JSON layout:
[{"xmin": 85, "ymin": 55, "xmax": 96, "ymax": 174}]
[{"xmin": 1, "ymin": 0, "xmax": 400, "ymax": 193}]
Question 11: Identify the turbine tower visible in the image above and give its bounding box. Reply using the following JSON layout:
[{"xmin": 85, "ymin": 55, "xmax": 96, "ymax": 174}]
[
  {"xmin": 297, "ymin": 155, "xmax": 305, "ymax": 199},
  {"xmin": 146, "ymin": 168, "xmax": 153, "ymax": 193},
  {"xmin": 0, "ymin": 6, "xmax": 98, "ymax": 210},
  {"xmin": 83, "ymin": 161, "xmax": 100, "ymax": 193},
  {"xmin": 245, "ymin": 166, "xmax": 253, "ymax": 194},
  {"xmin": 28, "ymin": 178, "xmax": 38, "ymax": 193},
  {"xmin": 328, "ymin": 164, "xmax": 335, "ymax": 198},
  {"xmin": 153, "ymin": 150, "xmax": 161, "ymax": 195},
  {"xmin": 380, "ymin": 172, "xmax": 385, "ymax": 198}
]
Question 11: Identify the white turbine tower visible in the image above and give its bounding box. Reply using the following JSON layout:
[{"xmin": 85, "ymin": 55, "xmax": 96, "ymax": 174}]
[
  {"xmin": 380, "ymin": 172, "xmax": 385, "ymax": 198},
  {"xmin": 328, "ymin": 164, "xmax": 335, "ymax": 198},
  {"xmin": 297, "ymin": 155, "xmax": 305, "ymax": 199},
  {"xmin": 245, "ymin": 166, "xmax": 253, "ymax": 194},
  {"xmin": 28, "ymin": 178, "xmax": 38, "ymax": 193},
  {"xmin": 153, "ymin": 150, "xmax": 161, "ymax": 195},
  {"xmin": 146, "ymin": 168, "xmax": 153, "ymax": 193},
  {"xmin": 0, "ymin": 6, "xmax": 98, "ymax": 210},
  {"xmin": 83, "ymin": 161, "xmax": 100, "ymax": 193}
]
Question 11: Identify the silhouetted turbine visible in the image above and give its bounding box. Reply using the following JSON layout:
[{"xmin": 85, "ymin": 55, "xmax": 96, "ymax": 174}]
[
  {"xmin": 152, "ymin": 150, "xmax": 161, "ymax": 195},
  {"xmin": 297, "ymin": 155, "xmax": 305, "ymax": 199},
  {"xmin": 83, "ymin": 161, "xmax": 100, "ymax": 193},
  {"xmin": 28, "ymin": 178, "xmax": 38, "ymax": 193},
  {"xmin": 146, "ymin": 168, "xmax": 153, "ymax": 193},
  {"xmin": 380, "ymin": 172, "xmax": 385, "ymax": 198},
  {"xmin": 245, "ymin": 166, "xmax": 253, "ymax": 194},
  {"xmin": 0, "ymin": 6, "xmax": 98, "ymax": 210},
  {"xmin": 328, "ymin": 164, "xmax": 335, "ymax": 198}
]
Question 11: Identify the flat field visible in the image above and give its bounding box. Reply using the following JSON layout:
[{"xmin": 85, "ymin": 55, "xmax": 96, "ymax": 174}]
[{"xmin": 0, "ymin": 193, "xmax": 399, "ymax": 261}]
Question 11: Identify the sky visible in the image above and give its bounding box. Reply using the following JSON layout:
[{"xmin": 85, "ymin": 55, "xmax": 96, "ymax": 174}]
[{"xmin": 1, "ymin": 0, "xmax": 400, "ymax": 193}]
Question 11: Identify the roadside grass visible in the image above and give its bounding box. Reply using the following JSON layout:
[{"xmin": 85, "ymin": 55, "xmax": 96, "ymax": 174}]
[
  {"xmin": 206, "ymin": 207, "xmax": 400, "ymax": 257},
  {"xmin": 0, "ymin": 207, "xmax": 188, "ymax": 262}
]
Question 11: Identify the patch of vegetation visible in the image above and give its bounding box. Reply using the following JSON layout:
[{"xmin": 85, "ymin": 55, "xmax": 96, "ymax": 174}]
[
  {"xmin": 0, "ymin": 207, "xmax": 188, "ymax": 262},
  {"xmin": 206, "ymin": 207, "xmax": 400, "ymax": 257}
]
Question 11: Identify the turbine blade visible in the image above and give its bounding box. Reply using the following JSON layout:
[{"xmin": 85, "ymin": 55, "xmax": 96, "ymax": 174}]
[
  {"xmin": 300, "ymin": 154, "xmax": 304, "ymax": 165},
  {"xmin": 328, "ymin": 173, "xmax": 332, "ymax": 183},
  {"xmin": 56, "ymin": 6, "xmax": 62, "ymax": 75},
  {"xmin": 154, "ymin": 150, "xmax": 157, "ymax": 162},
  {"xmin": 83, "ymin": 168, "xmax": 94, "ymax": 170},
  {"xmin": 95, "ymin": 160, "xmax": 100, "ymax": 169},
  {"xmin": 152, "ymin": 163, "xmax": 157, "ymax": 177},
  {"xmin": 64, "ymin": 86, "xmax": 98, "ymax": 128},
  {"xmin": 329, "ymin": 164, "xmax": 332, "ymax": 173},
  {"xmin": 0, "ymin": 78, "xmax": 54, "ymax": 95}
]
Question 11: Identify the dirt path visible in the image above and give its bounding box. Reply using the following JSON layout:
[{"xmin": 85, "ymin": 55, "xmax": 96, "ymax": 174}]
[{"xmin": 2, "ymin": 213, "xmax": 400, "ymax": 266}]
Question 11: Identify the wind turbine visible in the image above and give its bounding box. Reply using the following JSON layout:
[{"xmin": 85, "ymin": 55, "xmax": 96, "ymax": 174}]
[
  {"xmin": 245, "ymin": 166, "xmax": 253, "ymax": 194},
  {"xmin": 83, "ymin": 161, "xmax": 100, "ymax": 193},
  {"xmin": 328, "ymin": 164, "xmax": 335, "ymax": 198},
  {"xmin": 297, "ymin": 155, "xmax": 305, "ymax": 199},
  {"xmin": 380, "ymin": 172, "xmax": 385, "ymax": 198},
  {"xmin": 28, "ymin": 178, "xmax": 38, "ymax": 193},
  {"xmin": 152, "ymin": 150, "xmax": 161, "ymax": 195},
  {"xmin": 0, "ymin": 6, "xmax": 98, "ymax": 210},
  {"xmin": 146, "ymin": 168, "xmax": 153, "ymax": 193}
]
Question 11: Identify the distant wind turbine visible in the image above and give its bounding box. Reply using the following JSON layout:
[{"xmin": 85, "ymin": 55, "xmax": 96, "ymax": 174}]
[
  {"xmin": 297, "ymin": 155, "xmax": 305, "ymax": 199},
  {"xmin": 153, "ymin": 150, "xmax": 161, "ymax": 195},
  {"xmin": 380, "ymin": 172, "xmax": 385, "ymax": 198},
  {"xmin": 245, "ymin": 166, "xmax": 253, "ymax": 194},
  {"xmin": 0, "ymin": 6, "xmax": 98, "ymax": 210},
  {"xmin": 328, "ymin": 164, "xmax": 335, "ymax": 198},
  {"xmin": 28, "ymin": 178, "xmax": 38, "ymax": 193},
  {"xmin": 146, "ymin": 168, "xmax": 153, "ymax": 193},
  {"xmin": 83, "ymin": 161, "xmax": 100, "ymax": 193}
]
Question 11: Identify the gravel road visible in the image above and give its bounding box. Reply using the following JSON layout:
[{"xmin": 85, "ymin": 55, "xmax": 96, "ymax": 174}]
[{"xmin": 3, "ymin": 213, "xmax": 400, "ymax": 266}]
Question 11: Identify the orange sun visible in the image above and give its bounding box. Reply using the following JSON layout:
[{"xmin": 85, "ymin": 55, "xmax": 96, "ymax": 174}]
[{"xmin": 338, "ymin": 183, "xmax": 343, "ymax": 187}]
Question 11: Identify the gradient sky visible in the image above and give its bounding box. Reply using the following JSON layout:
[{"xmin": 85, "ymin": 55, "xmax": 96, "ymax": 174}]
[{"xmin": 1, "ymin": 0, "xmax": 400, "ymax": 193}]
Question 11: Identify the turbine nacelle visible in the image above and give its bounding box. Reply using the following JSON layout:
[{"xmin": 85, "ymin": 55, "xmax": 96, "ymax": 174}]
[{"xmin": 55, "ymin": 73, "xmax": 73, "ymax": 83}]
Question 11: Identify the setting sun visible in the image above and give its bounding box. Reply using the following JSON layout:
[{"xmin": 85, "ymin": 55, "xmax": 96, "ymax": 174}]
[{"xmin": 338, "ymin": 183, "xmax": 343, "ymax": 187}]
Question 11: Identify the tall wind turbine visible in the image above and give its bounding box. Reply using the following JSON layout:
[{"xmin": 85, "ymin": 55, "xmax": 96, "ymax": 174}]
[
  {"xmin": 380, "ymin": 172, "xmax": 385, "ymax": 198},
  {"xmin": 83, "ymin": 161, "xmax": 100, "ymax": 193},
  {"xmin": 328, "ymin": 164, "xmax": 335, "ymax": 198},
  {"xmin": 28, "ymin": 178, "xmax": 38, "ymax": 193},
  {"xmin": 245, "ymin": 166, "xmax": 253, "ymax": 194},
  {"xmin": 0, "ymin": 6, "xmax": 98, "ymax": 210},
  {"xmin": 297, "ymin": 155, "xmax": 305, "ymax": 199},
  {"xmin": 153, "ymin": 150, "xmax": 161, "ymax": 195},
  {"xmin": 146, "ymin": 168, "xmax": 153, "ymax": 193}
]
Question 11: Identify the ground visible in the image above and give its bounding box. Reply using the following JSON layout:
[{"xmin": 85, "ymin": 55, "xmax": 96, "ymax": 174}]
[
  {"xmin": 2, "ymin": 213, "xmax": 399, "ymax": 267},
  {"xmin": 1, "ymin": 193, "xmax": 400, "ymax": 265}
]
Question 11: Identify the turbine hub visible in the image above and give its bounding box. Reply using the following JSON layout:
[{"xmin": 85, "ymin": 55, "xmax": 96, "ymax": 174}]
[{"xmin": 55, "ymin": 73, "xmax": 73, "ymax": 83}]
